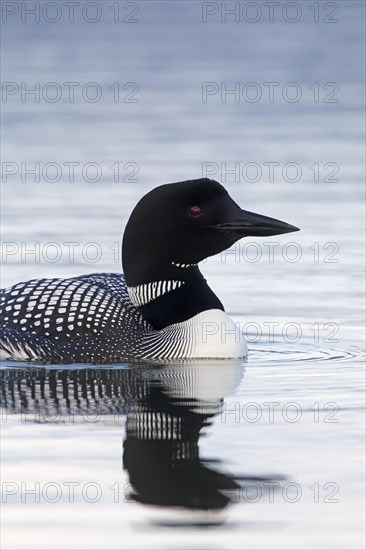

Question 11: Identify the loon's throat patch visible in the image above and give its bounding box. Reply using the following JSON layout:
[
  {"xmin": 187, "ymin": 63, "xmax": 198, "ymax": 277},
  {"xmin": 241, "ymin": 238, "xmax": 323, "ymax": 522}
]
[
  {"xmin": 171, "ymin": 262, "xmax": 197, "ymax": 269},
  {"xmin": 127, "ymin": 280, "xmax": 185, "ymax": 307}
]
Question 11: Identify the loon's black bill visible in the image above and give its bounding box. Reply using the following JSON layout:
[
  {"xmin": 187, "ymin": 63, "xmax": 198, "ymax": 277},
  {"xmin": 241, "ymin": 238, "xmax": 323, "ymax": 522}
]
[{"xmin": 217, "ymin": 209, "xmax": 300, "ymax": 237}]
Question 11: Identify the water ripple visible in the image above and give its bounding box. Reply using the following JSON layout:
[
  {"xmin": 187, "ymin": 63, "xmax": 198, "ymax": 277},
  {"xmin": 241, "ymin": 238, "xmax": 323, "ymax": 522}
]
[{"xmin": 248, "ymin": 341, "xmax": 365, "ymax": 365}]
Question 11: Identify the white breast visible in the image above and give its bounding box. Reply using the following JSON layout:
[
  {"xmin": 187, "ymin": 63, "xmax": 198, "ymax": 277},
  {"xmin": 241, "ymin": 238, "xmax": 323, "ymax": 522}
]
[
  {"xmin": 185, "ymin": 309, "xmax": 248, "ymax": 359},
  {"xmin": 141, "ymin": 309, "xmax": 248, "ymax": 359}
]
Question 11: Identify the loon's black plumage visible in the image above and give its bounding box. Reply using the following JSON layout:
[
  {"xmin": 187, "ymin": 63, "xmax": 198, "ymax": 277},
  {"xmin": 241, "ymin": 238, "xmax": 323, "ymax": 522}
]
[{"xmin": 0, "ymin": 178, "xmax": 299, "ymax": 363}]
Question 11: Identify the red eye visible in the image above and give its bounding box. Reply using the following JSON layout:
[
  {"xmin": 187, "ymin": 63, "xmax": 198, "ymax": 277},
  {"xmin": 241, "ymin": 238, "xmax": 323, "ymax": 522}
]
[{"xmin": 189, "ymin": 206, "xmax": 202, "ymax": 217}]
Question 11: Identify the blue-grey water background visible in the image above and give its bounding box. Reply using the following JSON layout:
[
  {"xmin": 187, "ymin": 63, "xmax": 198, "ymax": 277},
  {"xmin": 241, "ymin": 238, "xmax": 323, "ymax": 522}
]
[{"xmin": 1, "ymin": 1, "xmax": 365, "ymax": 549}]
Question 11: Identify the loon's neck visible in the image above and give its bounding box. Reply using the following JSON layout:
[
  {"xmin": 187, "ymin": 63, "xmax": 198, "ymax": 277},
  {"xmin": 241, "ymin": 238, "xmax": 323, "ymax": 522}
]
[{"xmin": 125, "ymin": 264, "xmax": 224, "ymax": 330}]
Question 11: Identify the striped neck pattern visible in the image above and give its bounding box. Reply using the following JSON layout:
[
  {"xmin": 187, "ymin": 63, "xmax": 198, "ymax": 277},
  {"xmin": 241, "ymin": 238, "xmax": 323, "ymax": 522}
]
[{"xmin": 128, "ymin": 280, "xmax": 185, "ymax": 308}]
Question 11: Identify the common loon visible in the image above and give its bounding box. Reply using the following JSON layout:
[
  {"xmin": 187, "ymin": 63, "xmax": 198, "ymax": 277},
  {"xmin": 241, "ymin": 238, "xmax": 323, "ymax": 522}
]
[{"xmin": 0, "ymin": 178, "xmax": 299, "ymax": 363}]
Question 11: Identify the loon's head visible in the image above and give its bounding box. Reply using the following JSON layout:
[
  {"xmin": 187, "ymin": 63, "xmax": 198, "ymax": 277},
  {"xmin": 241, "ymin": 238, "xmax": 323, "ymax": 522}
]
[{"xmin": 122, "ymin": 178, "xmax": 299, "ymax": 286}]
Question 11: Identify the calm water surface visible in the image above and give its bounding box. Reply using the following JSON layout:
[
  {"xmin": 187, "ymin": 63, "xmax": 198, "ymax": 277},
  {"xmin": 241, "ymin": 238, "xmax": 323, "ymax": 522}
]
[{"xmin": 1, "ymin": 1, "xmax": 365, "ymax": 549}]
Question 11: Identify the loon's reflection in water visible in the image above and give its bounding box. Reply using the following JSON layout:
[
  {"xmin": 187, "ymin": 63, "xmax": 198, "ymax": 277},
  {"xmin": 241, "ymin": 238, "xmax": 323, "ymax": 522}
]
[{"xmin": 1, "ymin": 361, "xmax": 284, "ymax": 526}]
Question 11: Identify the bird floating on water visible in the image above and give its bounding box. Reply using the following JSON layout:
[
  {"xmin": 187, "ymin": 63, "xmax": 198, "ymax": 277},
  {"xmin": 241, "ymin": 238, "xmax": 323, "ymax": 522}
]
[{"xmin": 0, "ymin": 178, "xmax": 299, "ymax": 363}]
